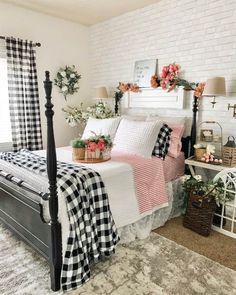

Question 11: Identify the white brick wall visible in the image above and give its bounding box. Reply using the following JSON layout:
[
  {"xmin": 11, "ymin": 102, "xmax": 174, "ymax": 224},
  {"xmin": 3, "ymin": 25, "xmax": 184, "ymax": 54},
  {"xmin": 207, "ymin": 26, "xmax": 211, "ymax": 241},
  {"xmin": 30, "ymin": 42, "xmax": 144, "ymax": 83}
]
[{"xmin": 89, "ymin": 0, "xmax": 236, "ymax": 144}]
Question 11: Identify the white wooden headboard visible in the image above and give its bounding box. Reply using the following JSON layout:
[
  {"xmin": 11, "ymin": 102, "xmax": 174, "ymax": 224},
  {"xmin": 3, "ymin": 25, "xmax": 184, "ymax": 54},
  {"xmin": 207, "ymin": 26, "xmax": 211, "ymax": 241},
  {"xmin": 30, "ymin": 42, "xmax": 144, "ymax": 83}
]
[{"xmin": 123, "ymin": 86, "xmax": 185, "ymax": 109}]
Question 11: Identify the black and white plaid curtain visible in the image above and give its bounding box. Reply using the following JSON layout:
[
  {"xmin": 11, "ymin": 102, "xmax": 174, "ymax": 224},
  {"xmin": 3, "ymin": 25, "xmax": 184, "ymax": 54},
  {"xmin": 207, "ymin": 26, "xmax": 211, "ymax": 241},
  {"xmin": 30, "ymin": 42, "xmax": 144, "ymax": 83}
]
[{"xmin": 6, "ymin": 37, "xmax": 43, "ymax": 151}]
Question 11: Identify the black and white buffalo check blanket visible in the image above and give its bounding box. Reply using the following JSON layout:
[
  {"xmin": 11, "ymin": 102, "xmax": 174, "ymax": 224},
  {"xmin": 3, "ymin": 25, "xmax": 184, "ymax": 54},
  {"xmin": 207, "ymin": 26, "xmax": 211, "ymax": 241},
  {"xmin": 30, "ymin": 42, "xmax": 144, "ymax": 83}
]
[{"xmin": 0, "ymin": 149, "xmax": 119, "ymax": 291}]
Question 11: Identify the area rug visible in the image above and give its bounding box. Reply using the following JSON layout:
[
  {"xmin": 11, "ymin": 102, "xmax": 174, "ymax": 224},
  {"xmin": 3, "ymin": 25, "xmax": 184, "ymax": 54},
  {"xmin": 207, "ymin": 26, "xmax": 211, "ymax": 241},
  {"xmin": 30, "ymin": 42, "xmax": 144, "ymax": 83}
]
[{"xmin": 0, "ymin": 225, "xmax": 235, "ymax": 295}]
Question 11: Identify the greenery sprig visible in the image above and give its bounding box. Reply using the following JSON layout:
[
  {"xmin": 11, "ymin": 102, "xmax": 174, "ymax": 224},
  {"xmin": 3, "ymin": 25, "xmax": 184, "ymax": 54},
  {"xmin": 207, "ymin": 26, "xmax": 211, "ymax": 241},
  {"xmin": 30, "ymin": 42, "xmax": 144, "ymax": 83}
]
[{"xmin": 182, "ymin": 175, "xmax": 232, "ymax": 206}]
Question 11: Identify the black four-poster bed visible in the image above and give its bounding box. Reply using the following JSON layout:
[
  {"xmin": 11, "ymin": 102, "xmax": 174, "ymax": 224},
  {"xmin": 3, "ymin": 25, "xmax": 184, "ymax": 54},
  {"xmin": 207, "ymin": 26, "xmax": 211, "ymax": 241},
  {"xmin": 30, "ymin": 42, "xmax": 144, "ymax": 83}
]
[{"xmin": 0, "ymin": 71, "xmax": 197, "ymax": 291}]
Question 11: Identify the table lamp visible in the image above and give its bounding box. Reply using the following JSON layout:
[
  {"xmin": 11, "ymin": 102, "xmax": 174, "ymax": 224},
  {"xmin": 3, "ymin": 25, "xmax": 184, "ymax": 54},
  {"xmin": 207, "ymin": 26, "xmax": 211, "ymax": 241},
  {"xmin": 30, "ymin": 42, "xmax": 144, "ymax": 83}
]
[
  {"xmin": 202, "ymin": 77, "xmax": 226, "ymax": 108},
  {"xmin": 95, "ymin": 87, "xmax": 108, "ymax": 101}
]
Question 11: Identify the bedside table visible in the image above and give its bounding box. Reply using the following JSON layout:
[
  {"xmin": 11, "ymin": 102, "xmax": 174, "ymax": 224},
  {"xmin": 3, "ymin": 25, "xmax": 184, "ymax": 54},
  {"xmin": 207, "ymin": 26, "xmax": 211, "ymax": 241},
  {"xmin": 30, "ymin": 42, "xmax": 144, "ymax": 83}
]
[{"xmin": 185, "ymin": 156, "xmax": 231, "ymax": 177}]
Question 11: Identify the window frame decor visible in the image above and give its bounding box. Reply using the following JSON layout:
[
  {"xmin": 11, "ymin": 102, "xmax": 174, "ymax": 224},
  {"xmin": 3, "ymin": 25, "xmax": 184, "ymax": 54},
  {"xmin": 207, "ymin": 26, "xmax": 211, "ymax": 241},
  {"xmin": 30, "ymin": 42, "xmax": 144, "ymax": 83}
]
[{"xmin": 122, "ymin": 86, "xmax": 185, "ymax": 109}]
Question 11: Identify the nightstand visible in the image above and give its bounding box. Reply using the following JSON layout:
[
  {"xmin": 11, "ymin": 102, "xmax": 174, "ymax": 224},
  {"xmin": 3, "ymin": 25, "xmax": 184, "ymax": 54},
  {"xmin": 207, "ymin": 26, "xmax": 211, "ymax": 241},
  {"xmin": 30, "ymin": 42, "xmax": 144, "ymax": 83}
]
[
  {"xmin": 185, "ymin": 156, "xmax": 231, "ymax": 177},
  {"xmin": 185, "ymin": 157, "xmax": 236, "ymax": 239}
]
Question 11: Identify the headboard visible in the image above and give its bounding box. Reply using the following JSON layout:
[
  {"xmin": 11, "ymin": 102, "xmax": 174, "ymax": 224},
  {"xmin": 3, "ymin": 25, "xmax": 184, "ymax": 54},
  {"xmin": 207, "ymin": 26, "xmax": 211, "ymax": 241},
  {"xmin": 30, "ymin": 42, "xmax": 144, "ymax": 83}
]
[
  {"xmin": 123, "ymin": 86, "xmax": 185, "ymax": 109},
  {"xmin": 122, "ymin": 87, "xmax": 197, "ymax": 159}
]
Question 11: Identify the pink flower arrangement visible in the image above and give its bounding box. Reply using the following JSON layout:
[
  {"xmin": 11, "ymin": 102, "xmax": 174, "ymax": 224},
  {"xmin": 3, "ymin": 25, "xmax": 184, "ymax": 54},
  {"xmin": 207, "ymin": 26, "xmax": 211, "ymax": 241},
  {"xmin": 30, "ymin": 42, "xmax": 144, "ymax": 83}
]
[
  {"xmin": 160, "ymin": 63, "xmax": 180, "ymax": 90},
  {"xmin": 97, "ymin": 139, "xmax": 106, "ymax": 151},
  {"xmin": 118, "ymin": 82, "xmax": 139, "ymax": 93},
  {"xmin": 87, "ymin": 141, "xmax": 98, "ymax": 152},
  {"xmin": 150, "ymin": 75, "xmax": 159, "ymax": 88},
  {"xmin": 194, "ymin": 82, "xmax": 206, "ymax": 98},
  {"xmin": 150, "ymin": 62, "xmax": 206, "ymax": 99},
  {"xmin": 85, "ymin": 134, "xmax": 113, "ymax": 152}
]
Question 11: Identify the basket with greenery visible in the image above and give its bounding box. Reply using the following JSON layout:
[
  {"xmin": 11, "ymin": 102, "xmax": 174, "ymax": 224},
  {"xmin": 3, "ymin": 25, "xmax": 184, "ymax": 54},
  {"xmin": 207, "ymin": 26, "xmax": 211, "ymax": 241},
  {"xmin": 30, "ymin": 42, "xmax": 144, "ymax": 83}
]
[
  {"xmin": 182, "ymin": 175, "xmax": 232, "ymax": 236},
  {"xmin": 71, "ymin": 138, "xmax": 86, "ymax": 149},
  {"xmin": 71, "ymin": 138, "xmax": 86, "ymax": 160}
]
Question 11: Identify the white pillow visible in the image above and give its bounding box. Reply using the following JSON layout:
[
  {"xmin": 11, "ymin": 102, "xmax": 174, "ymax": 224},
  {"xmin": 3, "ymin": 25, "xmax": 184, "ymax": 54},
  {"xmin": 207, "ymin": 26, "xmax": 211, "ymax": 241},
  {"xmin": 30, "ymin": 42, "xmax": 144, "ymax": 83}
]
[
  {"xmin": 146, "ymin": 115, "xmax": 192, "ymax": 137},
  {"xmin": 82, "ymin": 117, "xmax": 121, "ymax": 140},
  {"xmin": 113, "ymin": 118, "xmax": 162, "ymax": 157}
]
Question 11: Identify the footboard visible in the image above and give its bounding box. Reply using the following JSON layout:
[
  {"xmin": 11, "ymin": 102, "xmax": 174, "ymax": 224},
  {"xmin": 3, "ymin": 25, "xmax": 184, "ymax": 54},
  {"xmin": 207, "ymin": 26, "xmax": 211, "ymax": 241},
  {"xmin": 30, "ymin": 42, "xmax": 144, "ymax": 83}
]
[
  {"xmin": 0, "ymin": 181, "xmax": 51, "ymax": 259},
  {"xmin": 0, "ymin": 72, "xmax": 62, "ymax": 292}
]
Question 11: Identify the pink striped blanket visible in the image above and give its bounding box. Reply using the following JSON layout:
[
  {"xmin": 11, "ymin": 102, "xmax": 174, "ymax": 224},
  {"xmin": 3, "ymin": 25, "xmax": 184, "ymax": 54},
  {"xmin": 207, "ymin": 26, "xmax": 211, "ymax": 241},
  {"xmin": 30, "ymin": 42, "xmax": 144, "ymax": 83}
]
[{"xmin": 111, "ymin": 151, "xmax": 170, "ymax": 214}]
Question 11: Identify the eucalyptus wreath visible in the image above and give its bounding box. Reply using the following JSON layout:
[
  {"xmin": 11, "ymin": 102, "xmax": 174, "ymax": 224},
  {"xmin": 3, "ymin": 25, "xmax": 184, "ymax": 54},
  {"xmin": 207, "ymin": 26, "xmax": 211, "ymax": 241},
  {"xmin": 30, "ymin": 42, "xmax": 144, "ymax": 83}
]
[{"xmin": 54, "ymin": 65, "xmax": 81, "ymax": 100}]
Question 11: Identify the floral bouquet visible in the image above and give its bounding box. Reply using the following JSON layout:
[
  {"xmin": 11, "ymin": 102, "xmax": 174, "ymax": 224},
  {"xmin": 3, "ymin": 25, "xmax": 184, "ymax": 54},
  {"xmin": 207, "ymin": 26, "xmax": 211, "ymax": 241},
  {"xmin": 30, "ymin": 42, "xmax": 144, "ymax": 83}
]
[
  {"xmin": 62, "ymin": 101, "xmax": 115, "ymax": 127},
  {"xmin": 84, "ymin": 102, "xmax": 115, "ymax": 120},
  {"xmin": 54, "ymin": 65, "xmax": 81, "ymax": 100},
  {"xmin": 150, "ymin": 63, "xmax": 205, "ymax": 98},
  {"xmin": 84, "ymin": 133, "xmax": 113, "ymax": 161},
  {"xmin": 118, "ymin": 82, "xmax": 140, "ymax": 93}
]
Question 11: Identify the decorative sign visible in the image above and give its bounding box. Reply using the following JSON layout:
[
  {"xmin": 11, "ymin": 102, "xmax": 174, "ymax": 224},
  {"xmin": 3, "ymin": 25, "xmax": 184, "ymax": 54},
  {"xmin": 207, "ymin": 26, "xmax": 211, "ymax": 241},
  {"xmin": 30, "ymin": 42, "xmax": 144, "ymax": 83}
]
[{"xmin": 133, "ymin": 59, "xmax": 158, "ymax": 88}]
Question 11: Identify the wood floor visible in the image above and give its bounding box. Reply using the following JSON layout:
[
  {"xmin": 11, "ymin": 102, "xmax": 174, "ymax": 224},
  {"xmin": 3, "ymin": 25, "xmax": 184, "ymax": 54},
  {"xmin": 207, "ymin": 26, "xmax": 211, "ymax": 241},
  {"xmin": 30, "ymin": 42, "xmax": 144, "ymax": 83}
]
[{"xmin": 154, "ymin": 216, "xmax": 236, "ymax": 271}]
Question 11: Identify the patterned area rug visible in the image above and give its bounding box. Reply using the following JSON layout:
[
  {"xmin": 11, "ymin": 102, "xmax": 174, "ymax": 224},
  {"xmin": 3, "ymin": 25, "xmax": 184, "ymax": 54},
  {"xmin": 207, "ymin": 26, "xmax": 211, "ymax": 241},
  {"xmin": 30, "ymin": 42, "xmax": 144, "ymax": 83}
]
[{"xmin": 0, "ymin": 224, "xmax": 235, "ymax": 295}]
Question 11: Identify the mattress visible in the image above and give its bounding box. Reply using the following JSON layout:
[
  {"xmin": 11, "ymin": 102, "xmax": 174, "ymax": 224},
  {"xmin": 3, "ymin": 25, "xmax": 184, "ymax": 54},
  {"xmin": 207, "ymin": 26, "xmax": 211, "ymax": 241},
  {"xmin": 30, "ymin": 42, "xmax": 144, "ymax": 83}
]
[
  {"xmin": 163, "ymin": 153, "xmax": 185, "ymax": 182},
  {"xmin": 0, "ymin": 147, "xmax": 185, "ymax": 249}
]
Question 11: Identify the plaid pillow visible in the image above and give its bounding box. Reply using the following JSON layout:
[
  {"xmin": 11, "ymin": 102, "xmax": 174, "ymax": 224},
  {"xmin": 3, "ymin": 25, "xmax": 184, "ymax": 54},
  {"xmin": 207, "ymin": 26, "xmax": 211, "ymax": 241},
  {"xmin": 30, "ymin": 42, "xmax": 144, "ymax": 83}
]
[{"xmin": 152, "ymin": 124, "xmax": 172, "ymax": 159}]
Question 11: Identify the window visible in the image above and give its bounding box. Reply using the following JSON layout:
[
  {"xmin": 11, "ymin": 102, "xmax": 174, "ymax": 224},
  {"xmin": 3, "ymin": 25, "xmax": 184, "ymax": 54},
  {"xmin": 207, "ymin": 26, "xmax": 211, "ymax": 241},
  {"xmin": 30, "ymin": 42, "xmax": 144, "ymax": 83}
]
[{"xmin": 0, "ymin": 40, "xmax": 12, "ymax": 151}]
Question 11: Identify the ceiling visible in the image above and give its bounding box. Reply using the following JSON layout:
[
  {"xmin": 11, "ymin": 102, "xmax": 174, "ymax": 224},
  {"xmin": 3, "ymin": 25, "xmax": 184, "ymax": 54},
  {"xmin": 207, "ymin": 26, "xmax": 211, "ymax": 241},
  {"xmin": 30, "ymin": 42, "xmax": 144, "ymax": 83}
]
[{"xmin": 1, "ymin": 0, "xmax": 158, "ymax": 25}]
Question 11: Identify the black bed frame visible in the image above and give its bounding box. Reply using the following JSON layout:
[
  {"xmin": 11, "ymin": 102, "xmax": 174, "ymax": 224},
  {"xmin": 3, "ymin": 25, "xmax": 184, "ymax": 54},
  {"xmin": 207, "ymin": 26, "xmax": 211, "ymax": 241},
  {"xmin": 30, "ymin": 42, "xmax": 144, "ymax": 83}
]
[{"xmin": 0, "ymin": 72, "xmax": 198, "ymax": 291}]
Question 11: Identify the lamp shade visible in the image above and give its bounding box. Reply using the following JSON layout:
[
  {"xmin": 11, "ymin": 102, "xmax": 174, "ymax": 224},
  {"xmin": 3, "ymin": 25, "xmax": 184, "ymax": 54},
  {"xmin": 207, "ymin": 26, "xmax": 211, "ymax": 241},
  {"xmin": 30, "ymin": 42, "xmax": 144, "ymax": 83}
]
[
  {"xmin": 95, "ymin": 87, "xmax": 108, "ymax": 99},
  {"xmin": 202, "ymin": 77, "xmax": 226, "ymax": 97}
]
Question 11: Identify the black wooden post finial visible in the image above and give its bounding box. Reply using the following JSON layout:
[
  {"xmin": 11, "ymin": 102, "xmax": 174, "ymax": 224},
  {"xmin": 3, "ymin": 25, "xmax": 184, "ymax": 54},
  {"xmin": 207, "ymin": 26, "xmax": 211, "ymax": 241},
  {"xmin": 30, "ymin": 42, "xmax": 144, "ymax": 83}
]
[
  {"xmin": 44, "ymin": 71, "xmax": 62, "ymax": 291},
  {"xmin": 190, "ymin": 95, "xmax": 199, "ymax": 156}
]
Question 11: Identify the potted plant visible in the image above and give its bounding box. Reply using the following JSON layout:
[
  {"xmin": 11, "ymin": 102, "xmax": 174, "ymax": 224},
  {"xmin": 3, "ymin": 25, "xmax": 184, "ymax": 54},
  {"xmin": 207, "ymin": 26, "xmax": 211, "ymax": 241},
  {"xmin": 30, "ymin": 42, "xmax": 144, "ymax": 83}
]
[
  {"xmin": 71, "ymin": 138, "xmax": 86, "ymax": 160},
  {"xmin": 182, "ymin": 175, "xmax": 231, "ymax": 236}
]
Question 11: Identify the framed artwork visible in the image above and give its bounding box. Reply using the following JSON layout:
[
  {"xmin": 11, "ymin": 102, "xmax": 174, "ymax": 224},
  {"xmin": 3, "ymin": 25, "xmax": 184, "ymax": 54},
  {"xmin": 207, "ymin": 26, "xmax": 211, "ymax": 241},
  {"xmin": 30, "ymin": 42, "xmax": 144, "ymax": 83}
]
[
  {"xmin": 133, "ymin": 59, "xmax": 158, "ymax": 88},
  {"xmin": 200, "ymin": 129, "xmax": 213, "ymax": 142}
]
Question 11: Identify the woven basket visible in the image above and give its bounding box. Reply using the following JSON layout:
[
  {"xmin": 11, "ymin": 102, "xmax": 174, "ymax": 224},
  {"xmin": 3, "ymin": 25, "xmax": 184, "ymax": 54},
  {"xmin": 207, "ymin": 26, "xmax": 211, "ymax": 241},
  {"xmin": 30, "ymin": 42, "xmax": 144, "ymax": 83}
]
[
  {"xmin": 195, "ymin": 148, "xmax": 206, "ymax": 161},
  {"xmin": 72, "ymin": 147, "xmax": 85, "ymax": 160},
  {"xmin": 222, "ymin": 146, "xmax": 236, "ymax": 166},
  {"xmin": 183, "ymin": 192, "xmax": 216, "ymax": 236}
]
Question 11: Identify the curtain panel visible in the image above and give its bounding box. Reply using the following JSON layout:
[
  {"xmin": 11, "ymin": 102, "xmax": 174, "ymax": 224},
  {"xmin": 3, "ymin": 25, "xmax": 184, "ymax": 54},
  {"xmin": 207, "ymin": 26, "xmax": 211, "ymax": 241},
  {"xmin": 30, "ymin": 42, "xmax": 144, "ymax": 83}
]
[{"xmin": 6, "ymin": 37, "xmax": 43, "ymax": 151}]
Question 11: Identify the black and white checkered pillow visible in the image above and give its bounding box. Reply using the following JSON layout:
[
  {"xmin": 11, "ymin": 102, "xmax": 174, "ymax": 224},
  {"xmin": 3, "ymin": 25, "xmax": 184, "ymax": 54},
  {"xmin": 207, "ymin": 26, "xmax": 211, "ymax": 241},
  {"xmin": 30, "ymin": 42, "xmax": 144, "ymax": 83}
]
[{"xmin": 152, "ymin": 124, "xmax": 172, "ymax": 159}]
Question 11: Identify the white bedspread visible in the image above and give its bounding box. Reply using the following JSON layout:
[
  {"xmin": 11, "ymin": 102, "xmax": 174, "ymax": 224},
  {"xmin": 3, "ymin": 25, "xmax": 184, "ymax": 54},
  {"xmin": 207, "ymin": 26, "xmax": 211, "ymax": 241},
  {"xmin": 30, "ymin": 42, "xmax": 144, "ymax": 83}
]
[
  {"xmin": 0, "ymin": 148, "xmax": 185, "ymax": 249},
  {"xmin": 35, "ymin": 148, "xmax": 142, "ymax": 228}
]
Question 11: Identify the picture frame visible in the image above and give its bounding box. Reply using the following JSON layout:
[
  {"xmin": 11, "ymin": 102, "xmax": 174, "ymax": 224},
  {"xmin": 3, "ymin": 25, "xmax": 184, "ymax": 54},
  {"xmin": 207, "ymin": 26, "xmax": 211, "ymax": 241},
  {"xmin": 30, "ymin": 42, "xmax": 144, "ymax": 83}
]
[
  {"xmin": 200, "ymin": 129, "xmax": 213, "ymax": 142},
  {"xmin": 133, "ymin": 59, "xmax": 158, "ymax": 88}
]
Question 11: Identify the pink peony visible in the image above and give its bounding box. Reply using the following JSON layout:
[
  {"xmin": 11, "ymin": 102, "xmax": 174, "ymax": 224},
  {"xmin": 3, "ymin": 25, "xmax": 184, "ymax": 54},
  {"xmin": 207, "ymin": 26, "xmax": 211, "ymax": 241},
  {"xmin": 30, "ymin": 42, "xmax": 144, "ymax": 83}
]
[
  {"xmin": 87, "ymin": 142, "xmax": 98, "ymax": 152},
  {"xmin": 97, "ymin": 139, "xmax": 105, "ymax": 151}
]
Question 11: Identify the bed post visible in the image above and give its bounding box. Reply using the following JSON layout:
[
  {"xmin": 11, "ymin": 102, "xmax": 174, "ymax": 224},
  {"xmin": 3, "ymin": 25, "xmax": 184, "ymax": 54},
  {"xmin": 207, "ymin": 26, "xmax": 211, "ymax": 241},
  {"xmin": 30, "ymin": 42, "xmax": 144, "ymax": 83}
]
[
  {"xmin": 44, "ymin": 71, "xmax": 62, "ymax": 291},
  {"xmin": 190, "ymin": 95, "xmax": 198, "ymax": 156}
]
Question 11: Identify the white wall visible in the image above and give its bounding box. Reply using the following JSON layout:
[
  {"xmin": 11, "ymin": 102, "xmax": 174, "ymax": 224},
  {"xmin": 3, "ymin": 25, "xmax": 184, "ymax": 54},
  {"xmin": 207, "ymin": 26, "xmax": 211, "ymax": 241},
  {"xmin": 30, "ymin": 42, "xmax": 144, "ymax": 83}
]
[
  {"xmin": 0, "ymin": 2, "xmax": 90, "ymax": 148},
  {"xmin": 89, "ymin": 0, "xmax": 236, "ymax": 143}
]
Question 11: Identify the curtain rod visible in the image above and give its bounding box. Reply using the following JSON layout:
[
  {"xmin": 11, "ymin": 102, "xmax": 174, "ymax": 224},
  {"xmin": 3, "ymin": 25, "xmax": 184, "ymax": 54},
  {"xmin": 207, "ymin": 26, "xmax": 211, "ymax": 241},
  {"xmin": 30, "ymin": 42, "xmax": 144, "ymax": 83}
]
[{"xmin": 0, "ymin": 36, "xmax": 41, "ymax": 47}]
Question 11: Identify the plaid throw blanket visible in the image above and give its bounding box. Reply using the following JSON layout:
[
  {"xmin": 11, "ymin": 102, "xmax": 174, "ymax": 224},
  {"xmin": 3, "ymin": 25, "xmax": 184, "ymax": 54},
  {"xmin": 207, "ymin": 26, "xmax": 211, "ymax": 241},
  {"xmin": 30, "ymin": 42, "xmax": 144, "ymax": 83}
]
[{"xmin": 0, "ymin": 149, "xmax": 119, "ymax": 291}]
